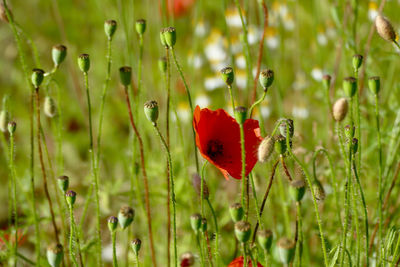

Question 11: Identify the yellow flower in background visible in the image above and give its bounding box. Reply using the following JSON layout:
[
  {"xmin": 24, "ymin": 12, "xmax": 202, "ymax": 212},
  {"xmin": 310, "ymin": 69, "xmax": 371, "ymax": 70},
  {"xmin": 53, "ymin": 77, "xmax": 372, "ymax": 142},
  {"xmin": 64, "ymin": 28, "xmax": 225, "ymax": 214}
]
[
  {"xmin": 368, "ymin": 1, "xmax": 378, "ymax": 21},
  {"xmin": 265, "ymin": 27, "xmax": 279, "ymax": 49}
]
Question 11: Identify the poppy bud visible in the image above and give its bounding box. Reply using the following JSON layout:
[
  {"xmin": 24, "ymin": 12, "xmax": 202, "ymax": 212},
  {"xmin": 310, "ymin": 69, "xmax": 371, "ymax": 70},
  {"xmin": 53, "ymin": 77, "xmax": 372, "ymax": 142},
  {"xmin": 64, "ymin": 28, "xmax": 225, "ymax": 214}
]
[
  {"xmin": 234, "ymin": 106, "xmax": 247, "ymax": 125},
  {"xmin": 200, "ymin": 218, "xmax": 207, "ymax": 233},
  {"xmin": 119, "ymin": 66, "xmax": 132, "ymax": 86},
  {"xmin": 0, "ymin": 110, "xmax": 9, "ymax": 132},
  {"xmin": 77, "ymin": 54, "xmax": 90, "ymax": 73},
  {"xmin": 44, "ymin": 96, "xmax": 57, "ymax": 118},
  {"xmin": 257, "ymin": 229, "xmax": 273, "ymax": 251},
  {"xmin": 180, "ymin": 252, "xmax": 195, "ymax": 267},
  {"xmin": 344, "ymin": 125, "xmax": 355, "ymax": 140},
  {"xmin": 343, "ymin": 77, "xmax": 357, "ymax": 98},
  {"xmin": 375, "ymin": 15, "xmax": 396, "ymax": 42},
  {"xmin": 352, "ymin": 54, "xmax": 363, "ymax": 71},
  {"xmin": 259, "ymin": 69, "xmax": 274, "ymax": 90},
  {"xmin": 274, "ymin": 135, "xmax": 287, "ymax": 155},
  {"xmin": 104, "ymin": 20, "xmax": 117, "ymax": 39},
  {"xmin": 65, "ymin": 190, "xmax": 76, "ymax": 206},
  {"xmin": 258, "ymin": 136, "xmax": 275, "ymax": 163},
  {"xmin": 332, "ymin": 98, "xmax": 348, "ymax": 122},
  {"xmin": 312, "ymin": 180, "xmax": 325, "ymax": 202},
  {"xmin": 158, "ymin": 56, "xmax": 167, "ymax": 74},
  {"xmin": 279, "ymin": 118, "xmax": 294, "ymax": 139},
  {"xmin": 190, "ymin": 213, "xmax": 202, "ymax": 232},
  {"xmin": 352, "ymin": 138, "xmax": 358, "ymax": 154},
  {"xmin": 160, "ymin": 29, "xmax": 167, "ymax": 47},
  {"xmin": 192, "ymin": 173, "xmax": 209, "ymax": 199},
  {"xmin": 31, "ymin": 68, "xmax": 45, "ymax": 88},
  {"xmin": 8, "ymin": 121, "xmax": 16, "ymax": 135},
  {"xmin": 162, "ymin": 27, "xmax": 177, "ymax": 48},
  {"xmin": 57, "ymin": 175, "xmax": 69, "ymax": 193},
  {"xmin": 229, "ymin": 203, "xmax": 244, "ymax": 222},
  {"xmin": 118, "ymin": 206, "xmax": 135, "ymax": 229},
  {"xmin": 277, "ymin": 237, "xmax": 295, "ymax": 264},
  {"xmin": 131, "ymin": 238, "xmax": 141, "ymax": 255},
  {"xmin": 108, "ymin": 216, "xmax": 118, "ymax": 232},
  {"xmin": 52, "ymin": 44, "xmax": 67, "ymax": 66},
  {"xmin": 368, "ymin": 76, "xmax": 381, "ymax": 95},
  {"xmin": 234, "ymin": 221, "xmax": 251, "ymax": 243},
  {"xmin": 322, "ymin": 74, "xmax": 331, "ymax": 90},
  {"xmin": 0, "ymin": 3, "xmax": 12, "ymax": 23},
  {"xmin": 47, "ymin": 243, "xmax": 63, "ymax": 267},
  {"xmin": 289, "ymin": 179, "xmax": 306, "ymax": 202},
  {"xmin": 136, "ymin": 19, "xmax": 146, "ymax": 35},
  {"xmin": 220, "ymin": 67, "xmax": 234, "ymax": 86},
  {"xmin": 144, "ymin": 100, "xmax": 159, "ymax": 124}
]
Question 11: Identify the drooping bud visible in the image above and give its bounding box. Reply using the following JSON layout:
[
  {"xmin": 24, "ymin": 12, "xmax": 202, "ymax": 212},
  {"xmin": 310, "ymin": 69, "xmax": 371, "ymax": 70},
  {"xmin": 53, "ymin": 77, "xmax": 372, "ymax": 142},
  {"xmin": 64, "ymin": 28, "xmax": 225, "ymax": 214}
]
[
  {"xmin": 234, "ymin": 106, "xmax": 247, "ymax": 125},
  {"xmin": 135, "ymin": 19, "xmax": 146, "ymax": 35},
  {"xmin": 57, "ymin": 175, "xmax": 69, "ymax": 193},
  {"xmin": 192, "ymin": 173, "xmax": 209, "ymax": 199},
  {"xmin": 289, "ymin": 179, "xmax": 306, "ymax": 202},
  {"xmin": 162, "ymin": 27, "xmax": 177, "ymax": 48},
  {"xmin": 118, "ymin": 206, "xmax": 135, "ymax": 229},
  {"xmin": 234, "ymin": 221, "xmax": 251, "ymax": 243},
  {"xmin": 368, "ymin": 76, "xmax": 381, "ymax": 95},
  {"xmin": 158, "ymin": 57, "xmax": 167, "ymax": 74},
  {"xmin": 52, "ymin": 45, "xmax": 67, "ymax": 66},
  {"xmin": 144, "ymin": 100, "xmax": 159, "ymax": 124},
  {"xmin": 77, "ymin": 54, "xmax": 90, "ymax": 73},
  {"xmin": 104, "ymin": 20, "xmax": 117, "ymax": 39},
  {"xmin": 0, "ymin": 110, "xmax": 10, "ymax": 132},
  {"xmin": 332, "ymin": 98, "xmax": 348, "ymax": 122},
  {"xmin": 108, "ymin": 216, "xmax": 118, "ymax": 232},
  {"xmin": 119, "ymin": 66, "xmax": 132, "ymax": 86},
  {"xmin": 44, "ymin": 96, "xmax": 57, "ymax": 118},
  {"xmin": 259, "ymin": 69, "xmax": 274, "ymax": 90},
  {"xmin": 180, "ymin": 252, "xmax": 195, "ymax": 267},
  {"xmin": 65, "ymin": 190, "xmax": 76, "ymax": 206},
  {"xmin": 8, "ymin": 121, "xmax": 16, "ymax": 135},
  {"xmin": 375, "ymin": 15, "xmax": 396, "ymax": 42},
  {"xmin": 322, "ymin": 74, "xmax": 331, "ymax": 90},
  {"xmin": 258, "ymin": 136, "xmax": 275, "ymax": 163},
  {"xmin": 352, "ymin": 138, "xmax": 358, "ymax": 154},
  {"xmin": 279, "ymin": 118, "xmax": 294, "ymax": 138},
  {"xmin": 277, "ymin": 238, "xmax": 295, "ymax": 264},
  {"xmin": 229, "ymin": 203, "xmax": 244, "ymax": 222},
  {"xmin": 343, "ymin": 77, "xmax": 357, "ymax": 98},
  {"xmin": 220, "ymin": 67, "xmax": 234, "ymax": 86},
  {"xmin": 274, "ymin": 135, "xmax": 287, "ymax": 155},
  {"xmin": 257, "ymin": 229, "xmax": 273, "ymax": 251},
  {"xmin": 31, "ymin": 68, "xmax": 45, "ymax": 88},
  {"xmin": 352, "ymin": 54, "xmax": 363, "ymax": 71},
  {"xmin": 312, "ymin": 180, "xmax": 325, "ymax": 202},
  {"xmin": 190, "ymin": 213, "xmax": 202, "ymax": 232},
  {"xmin": 131, "ymin": 238, "xmax": 141, "ymax": 255},
  {"xmin": 47, "ymin": 244, "xmax": 63, "ymax": 267}
]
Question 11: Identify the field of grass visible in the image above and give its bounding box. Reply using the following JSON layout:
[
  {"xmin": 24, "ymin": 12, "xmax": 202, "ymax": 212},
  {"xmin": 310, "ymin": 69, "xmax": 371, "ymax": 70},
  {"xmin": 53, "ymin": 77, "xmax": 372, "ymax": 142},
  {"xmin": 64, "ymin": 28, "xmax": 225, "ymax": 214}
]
[{"xmin": 1, "ymin": 0, "xmax": 400, "ymax": 266}]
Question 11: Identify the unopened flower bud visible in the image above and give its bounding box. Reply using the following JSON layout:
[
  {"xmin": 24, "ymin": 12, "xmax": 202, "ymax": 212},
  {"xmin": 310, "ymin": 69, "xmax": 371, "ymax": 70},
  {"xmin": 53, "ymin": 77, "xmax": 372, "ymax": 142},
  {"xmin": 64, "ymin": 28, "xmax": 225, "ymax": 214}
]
[
  {"xmin": 259, "ymin": 69, "xmax": 274, "ymax": 90},
  {"xmin": 57, "ymin": 175, "xmax": 69, "ymax": 193},
  {"xmin": 344, "ymin": 125, "xmax": 355, "ymax": 139},
  {"xmin": 108, "ymin": 216, "xmax": 118, "ymax": 232},
  {"xmin": 131, "ymin": 238, "xmax": 141, "ymax": 255},
  {"xmin": 118, "ymin": 206, "xmax": 135, "ymax": 229},
  {"xmin": 65, "ymin": 190, "xmax": 76, "ymax": 206},
  {"xmin": 280, "ymin": 118, "xmax": 294, "ymax": 138},
  {"xmin": 322, "ymin": 74, "xmax": 331, "ymax": 90},
  {"xmin": 104, "ymin": 20, "xmax": 117, "ymax": 39},
  {"xmin": 234, "ymin": 106, "xmax": 247, "ymax": 125},
  {"xmin": 258, "ymin": 229, "xmax": 273, "ymax": 251},
  {"xmin": 31, "ymin": 68, "xmax": 45, "ymax": 88},
  {"xmin": 375, "ymin": 15, "xmax": 396, "ymax": 42},
  {"xmin": 352, "ymin": 138, "xmax": 358, "ymax": 154},
  {"xmin": 160, "ymin": 29, "xmax": 167, "ymax": 47},
  {"xmin": 136, "ymin": 19, "xmax": 146, "ymax": 35},
  {"xmin": 119, "ymin": 66, "xmax": 132, "ymax": 86},
  {"xmin": 332, "ymin": 98, "xmax": 348, "ymax": 122},
  {"xmin": 190, "ymin": 213, "xmax": 202, "ymax": 232},
  {"xmin": 229, "ymin": 203, "xmax": 244, "ymax": 222},
  {"xmin": 274, "ymin": 135, "xmax": 287, "ymax": 155},
  {"xmin": 368, "ymin": 76, "xmax": 381, "ymax": 95},
  {"xmin": 47, "ymin": 243, "xmax": 63, "ymax": 267},
  {"xmin": 0, "ymin": 110, "xmax": 10, "ymax": 132},
  {"xmin": 289, "ymin": 179, "xmax": 306, "ymax": 202},
  {"xmin": 258, "ymin": 136, "xmax": 275, "ymax": 163},
  {"xmin": 235, "ymin": 221, "xmax": 251, "ymax": 243},
  {"xmin": 44, "ymin": 96, "xmax": 57, "ymax": 118},
  {"xmin": 158, "ymin": 57, "xmax": 167, "ymax": 74},
  {"xmin": 162, "ymin": 27, "xmax": 177, "ymax": 48},
  {"xmin": 180, "ymin": 252, "xmax": 195, "ymax": 267},
  {"xmin": 144, "ymin": 100, "xmax": 159, "ymax": 124},
  {"xmin": 8, "ymin": 121, "xmax": 16, "ymax": 135},
  {"xmin": 352, "ymin": 54, "xmax": 363, "ymax": 71},
  {"xmin": 277, "ymin": 238, "xmax": 295, "ymax": 264},
  {"xmin": 220, "ymin": 67, "xmax": 234, "ymax": 86},
  {"xmin": 312, "ymin": 180, "xmax": 325, "ymax": 202},
  {"xmin": 343, "ymin": 77, "xmax": 357, "ymax": 98},
  {"xmin": 52, "ymin": 45, "xmax": 67, "ymax": 66},
  {"xmin": 77, "ymin": 54, "xmax": 90, "ymax": 73}
]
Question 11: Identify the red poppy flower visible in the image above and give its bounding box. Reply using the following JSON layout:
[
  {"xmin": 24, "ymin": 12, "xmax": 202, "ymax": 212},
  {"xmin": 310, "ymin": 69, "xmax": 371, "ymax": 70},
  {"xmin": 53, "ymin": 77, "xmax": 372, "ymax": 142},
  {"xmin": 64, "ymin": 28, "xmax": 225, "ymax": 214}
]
[
  {"xmin": 193, "ymin": 106, "xmax": 262, "ymax": 180},
  {"xmin": 228, "ymin": 256, "xmax": 264, "ymax": 267},
  {"xmin": 167, "ymin": 0, "xmax": 195, "ymax": 17}
]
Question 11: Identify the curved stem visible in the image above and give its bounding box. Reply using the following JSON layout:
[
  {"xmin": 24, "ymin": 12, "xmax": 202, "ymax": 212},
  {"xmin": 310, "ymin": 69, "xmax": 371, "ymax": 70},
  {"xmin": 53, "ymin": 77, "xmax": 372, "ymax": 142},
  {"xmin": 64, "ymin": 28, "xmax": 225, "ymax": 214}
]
[
  {"xmin": 206, "ymin": 198, "xmax": 219, "ymax": 263},
  {"xmin": 249, "ymin": 91, "xmax": 267, "ymax": 118}
]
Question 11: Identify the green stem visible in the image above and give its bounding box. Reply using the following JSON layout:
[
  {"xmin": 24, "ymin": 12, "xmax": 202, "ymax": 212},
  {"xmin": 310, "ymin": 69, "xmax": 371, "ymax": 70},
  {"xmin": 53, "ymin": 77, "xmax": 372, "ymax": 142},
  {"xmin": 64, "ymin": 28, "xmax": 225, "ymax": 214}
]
[
  {"xmin": 374, "ymin": 93, "xmax": 383, "ymax": 252},
  {"xmin": 69, "ymin": 204, "xmax": 79, "ymax": 267},
  {"xmin": 242, "ymin": 243, "xmax": 248, "ymax": 267},
  {"xmin": 154, "ymin": 124, "xmax": 177, "ymax": 267},
  {"xmin": 135, "ymin": 253, "xmax": 140, "ymax": 267},
  {"xmin": 200, "ymin": 161, "xmax": 207, "ymax": 217},
  {"xmin": 228, "ymin": 85, "xmax": 235, "ymax": 110},
  {"xmin": 9, "ymin": 132, "xmax": 17, "ymax": 266},
  {"xmin": 239, "ymin": 124, "xmax": 247, "ymax": 220},
  {"xmin": 206, "ymin": 198, "xmax": 219, "ymax": 263},
  {"xmin": 296, "ymin": 202, "xmax": 303, "ymax": 267},
  {"xmin": 351, "ymin": 175, "xmax": 360, "ymax": 266},
  {"xmin": 249, "ymin": 91, "xmax": 267, "ymax": 118},
  {"xmin": 249, "ymin": 172, "xmax": 262, "ymax": 231},
  {"xmin": 112, "ymin": 231, "xmax": 118, "ymax": 267},
  {"xmin": 196, "ymin": 233, "xmax": 205, "ymax": 267},
  {"xmin": 137, "ymin": 34, "xmax": 143, "ymax": 98}
]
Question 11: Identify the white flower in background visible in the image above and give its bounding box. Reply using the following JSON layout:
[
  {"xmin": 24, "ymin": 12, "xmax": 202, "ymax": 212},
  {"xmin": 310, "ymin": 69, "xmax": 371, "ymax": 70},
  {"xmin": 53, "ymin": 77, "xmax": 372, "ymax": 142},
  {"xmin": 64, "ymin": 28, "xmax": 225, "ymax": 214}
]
[
  {"xmin": 230, "ymin": 35, "xmax": 242, "ymax": 54},
  {"xmin": 195, "ymin": 94, "xmax": 211, "ymax": 108},
  {"xmin": 175, "ymin": 102, "xmax": 191, "ymax": 123},
  {"xmin": 317, "ymin": 27, "xmax": 328, "ymax": 46},
  {"xmin": 311, "ymin": 67, "xmax": 324, "ymax": 81},
  {"xmin": 260, "ymin": 104, "xmax": 271, "ymax": 118},
  {"xmin": 195, "ymin": 20, "xmax": 207, "ymax": 37},
  {"xmin": 225, "ymin": 7, "xmax": 243, "ymax": 28},
  {"xmin": 292, "ymin": 106, "xmax": 309, "ymax": 119},
  {"xmin": 205, "ymin": 75, "xmax": 225, "ymax": 91},
  {"xmin": 235, "ymin": 53, "xmax": 246, "ymax": 69},
  {"xmin": 326, "ymin": 22, "xmax": 336, "ymax": 39},
  {"xmin": 205, "ymin": 29, "xmax": 228, "ymax": 71},
  {"xmin": 102, "ymin": 243, "xmax": 123, "ymax": 262},
  {"xmin": 292, "ymin": 72, "xmax": 308, "ymax": 91},
  {"xmin": 266, "ymin": 27, "xmax": 279, "ymax": 49},
  {"xmin": 187, "ymin": 52, "xmax": 204, "ymax": 69},
  {"xmin": 235, "ymin": 70, "xmax": 247, "ymax": 89},
  {"xmin": 248, "ymin": 25, "xmax": 261, "ymax": 45},
  {"xmin": 368, "ymin": 1, "xmax": 379, "ymax": 21},
  {"xmin": 283, "ymin": 14, "xmax": 295, "ymax": 31}
]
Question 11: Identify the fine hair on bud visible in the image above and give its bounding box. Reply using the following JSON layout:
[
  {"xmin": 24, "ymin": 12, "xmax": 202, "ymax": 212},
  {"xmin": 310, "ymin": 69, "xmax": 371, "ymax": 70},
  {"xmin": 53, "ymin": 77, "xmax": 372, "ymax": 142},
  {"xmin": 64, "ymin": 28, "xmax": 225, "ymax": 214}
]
[
  {"xmin": 234, "ymin": 221, "xmax": 251, "ymax": 243},
  {"xmin": 259, "ymin": 69, "xmax": 274, "ymax": 90},
  {"xmin": 144, "ymin": 100, "xmax": 159, "ymax": 123},
  {"xmin": 118, "ymin": 205, "xmax": 135, "ymax": 229},
  {"xmin": 332, "ymin": 98, "xmax": 348, "ymax": 122},
  {"xmin": 234, "ymin": 106, "xmax": 247, "ymax": 125},
  {"xmin": 162, "ymin": 27, "xmax": 177, "ymax": 48},
  {"xmin": 375, "ymin": 15, "xmax": 396, "ymax": 42},
  {"xmin": 277, "ymin": 237, "xmax": 296, "ymax": 264},
  {"xmin": 258, "ymin": 135, "xmax": 275, "ymax": 163},
  {"xmin": 279, "ymin": 118, "xmax": 294, "ymax": 138},
  {"xmin": 229, "ymin": 202, "xmax": 244, "ymax": 222}
]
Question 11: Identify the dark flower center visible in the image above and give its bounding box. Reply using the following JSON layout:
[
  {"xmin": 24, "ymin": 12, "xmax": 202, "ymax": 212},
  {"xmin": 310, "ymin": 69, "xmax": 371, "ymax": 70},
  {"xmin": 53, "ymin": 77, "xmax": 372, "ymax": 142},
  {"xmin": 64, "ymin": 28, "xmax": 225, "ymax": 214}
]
[{"xmin": 206, "ymin": 139, "xmax": 224, "ymax": 160}]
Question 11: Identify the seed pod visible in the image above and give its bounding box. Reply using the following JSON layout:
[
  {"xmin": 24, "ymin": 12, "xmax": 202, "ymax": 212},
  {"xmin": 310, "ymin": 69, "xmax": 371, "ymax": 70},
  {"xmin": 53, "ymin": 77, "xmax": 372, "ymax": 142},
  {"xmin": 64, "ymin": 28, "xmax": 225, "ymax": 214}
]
[
  {"xmin": 108, "ymin": 216, "xmax": 118, "ymax": 232},
  {"xmin": 77, "ymin": 54, "xmax": 90, "ymax": 73},
  {"xmin": 279, "ymin": 118, "xmax": 294, "ymax": 138},
  {"xmin": 104, "ymin": 19, "xmax": 117, "ymax": 39},
  {"xmin": 259, "ymin": 69, "xmax": 274, "ymax": 90},
  {"xmin": 229, "ymin": 203, "xmax": 244, "ymax": 222},
  {"xmin": 368, "ymin": 76, "xmax": 381, "ymax": 95},
  {"xmin": 180, "ymin": 252, "xmax": 195, "ymax": 267},
  {"xmin": 322, "ymin": 74, "xmax": 331, "ymax": 90},
  {"xmin": 0, "ymin": 110, "xmax": 10, "ymax": 132},
  {"xmin": 352, "ymin": 138, "xmax": 358, "ymax": 154},
  {"xmin": 162, "ymin": 27, "xmax": 177, "ymax": 48},
  {"xmin": 192, "ymin": 173, "xmax": 209, "ymax": 199},
  {"xmin": 65, "ymin": 190, "xmax": 76, "ymax": 206},
  {"xmin": 289, "ymin": 179, "xmax": 306, "ymax": 202},
  {"xmin": 8, "ymin": 121, "xmax": 16, "ymax": 135},
  {"xmin": 118, "ymin": 206, "xmax": 135, "ymax": 229},
  {"xmin": 200, "ymin": 218, "xmax": 207, "ymax": 233},
  {"xmin": 44, "ymin": 96, "xmax": 57, "ymax": 118},
  {"xmin": 144, "ymin": 100, "xmax": 159, "ymax": 124},
  {"xmin": 131, "ymin": 238, "xmax": 141, "ymax": 255},
  {"xmin": 220, "ymin": 67, "xmax": 234, "ymax": 86},
  {"xmin": 375, "ymin": 15, "xmax": 396, "ymax": 42},
  {"xmin": 119, "ymin": 66, "xmax": 132, "ymax": 86},
  {"xmin": 190, "ymin": 213, "xmax": 202, "ymax": 232},
  {"xmin": 332, "ymin": 98, "xmax": 348, "ymax": 122},
  {"xmin": 47, "ymin": 243, "xmax": 63, "ymax": 267},
  {"xmin": 312, "ymin": 180, "xmax": 325, "ymax": 202},
  {"xmin": 57, "ymin": 175, "xmax": 69, "ymax": 193},
  {"xmin": 257, "ymin": 229, "xmax": 273, "ymax": 252},
  {"xmin": 234, "ymin": 221, "xmax": 251, "ymax": 243},
  {"xmin": 277, "ymin": 238, "xmax": 295, "ymax": 264},
  {"xmin": 136, "ymin": 19, "xmax": 146, "ymax": 35},
  {"xmin": 258, "ymin": 136, "xmax": 275, "ymax": 163},
  {"xmin": 52, "ymin": 44, "xmax": 67, "ymax": 66},
  {"xmin": 31, "ymin": 68, "xmax": 45, "ymax": 88},
  {"xmin": 234, "ymin": 106, "xmax": 247, "ymax": 125},
  {"xmin": 158, "ymin": 56, "xmax": 167, "ymax": 74},
  {"xmin": 352, "ymin": 54, "xmax": 363, "ymax": 71},
  {"xmin": 274, "ymin": 135, "xmax": 287, "ymax": 155},
  {"xmin": 160, "ymin": 29, "xmax": 167, "ymax": 47},
  {"xmin": 343, "ymin": 77, "xmax": 357, "ymax": 98}
]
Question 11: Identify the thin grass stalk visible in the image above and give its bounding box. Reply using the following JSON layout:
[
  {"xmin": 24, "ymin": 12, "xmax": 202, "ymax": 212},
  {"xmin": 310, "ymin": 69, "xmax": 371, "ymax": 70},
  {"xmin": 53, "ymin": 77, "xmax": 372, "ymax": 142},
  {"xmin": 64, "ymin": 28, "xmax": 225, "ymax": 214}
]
[
  {"xmin": 68, "ymin": 203, "xmax": 79, "ymax": 267},
  {"xmin": 9, "ymin": 129, "xmax": 17, "ymax": 266},
  {"xmin": 296, "ymin": 201, "xmax": 303, "ymax": 266},
  {"xmin": 351, "ymin": 176, "xmax": 361, "ymax": 266},
  {"xmin": 249, "ymin": 173, "xmax": 261, "ymax": 236}
]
